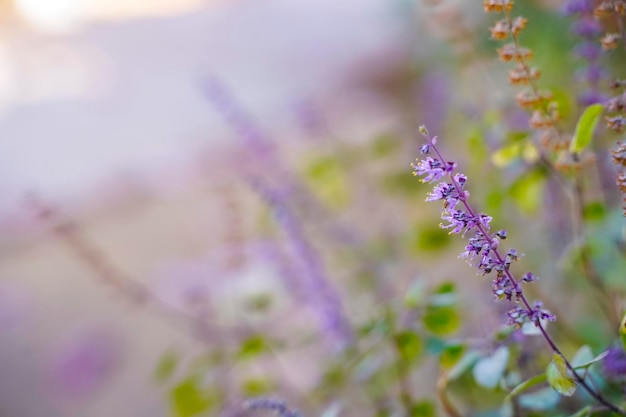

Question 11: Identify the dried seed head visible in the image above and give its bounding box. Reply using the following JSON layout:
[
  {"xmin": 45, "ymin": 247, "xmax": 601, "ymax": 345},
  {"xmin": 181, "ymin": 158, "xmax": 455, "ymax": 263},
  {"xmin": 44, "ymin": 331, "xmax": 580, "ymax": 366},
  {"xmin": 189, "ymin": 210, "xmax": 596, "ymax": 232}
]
[
  {"xmin": 610, "ymin": 79, "xmax": 626, "ymax": 89},
  {"xmin": 490, "ymin": 19, "xmax": 510, "ymax": 40},
  {"xmin": 612, "ymin": 142, "xmax": 626, "ymax": 166},
  {"xmin": 601, "ymin": 33, "xmax": 621, "ymax": 50},
  {"xmin": 508, "ymin": 64, "xmax": 540, "ymax": 85},
  {"xmin": 605, "ymin": 93, "xmax": 626, "ymax": 112},
  {"xmin": 515, "ymin": 89, "xmax": 552, "ymax": 109},
  {"xmin": 484, "ymin": 0, "xmax": 514, "ymax": 12},
  {"xmin": 497, "ymin": 44, "xmax": 533, "ymax": 62},
  {"xmin": 511, "ymin": 16, "xmax": 528, "ymax": 35},
  {"xmin": 606, "ymin": 115, "xmax": 626, "ymax": 132}
]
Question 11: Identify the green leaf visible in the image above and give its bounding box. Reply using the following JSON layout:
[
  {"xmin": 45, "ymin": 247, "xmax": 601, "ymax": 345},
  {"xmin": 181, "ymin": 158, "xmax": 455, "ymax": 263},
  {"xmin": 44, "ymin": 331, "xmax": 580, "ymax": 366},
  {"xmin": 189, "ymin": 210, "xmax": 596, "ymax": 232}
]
[
  {"xmin": 428, "ymin": 282, "xmax": 457, "ymax": 307},
  {"xmin": 447, "ymin": 350, "xmax": 481, "ymax": 380},
  {"xmin": 570, "ymin": 104, "xmax": 604, "ymax": 154},
  {"xmin": 370, "ymin": 133, "xmax": 400, "ymax": 157},
  {"xmin": 504, "ymin": 373, "xmax": 547, "ymax": 403},
  {"xmin": 394, "ymin": 331, "xmax": 423, "ymax": 363},
  {"xmin": 404, "ymin": 280, "xmax": 425, "ymax": 309},
  {"xmin": 546, "ymin": 354, "xmax": 577, "ymax": 396},
  {"xmin": 439, "ymin": 343, "xmax": 466, "ymax": 369},
  {"xmin": 408, "ymin": 222, "xmax": 452, "ymax": 254},
  {"xmin": 154, "ymin": 349, "xmax": 179, "ymax": 383},
  {"xmin": 509, "ymin": 169, "xmax": 545, "ymax": 214},
  {"xmin": 409, "ymin": 400, "xmax": 435, "ymax": 417},
  {"xmin": 518, "ymin": 387, "xmax": 561, "ymax": 410},
  {"xmin": 237, "ymin": 335, "xmax": 270, "ymax": 361},
  {"xmin": 170, "ymin": 377, "xmax": 214, "ymax": 417},
  {"xmin": 570, "ymin": 345, "xmax": 608, "ymax": 370},
  {"xmin": 423, "ymin": 306, "xmax": 460, "ymax": 336},
  {"xmin": 582, "ymin": 201, "xmax": 606, "ymax": 222},
  {"xmin": 571, "ymin": 345, "xmax": 594, "ymax": 368},
  {"xmin": 491, "ymin": 143, "xmax": 521, "ymax": 168},
  {"xmin": 241, "ymin": 378, "xmax": 275, "ymax": 396},
  {"xmin": 472, "ymin": 346, "xmax": 510, "ymax": 389}
]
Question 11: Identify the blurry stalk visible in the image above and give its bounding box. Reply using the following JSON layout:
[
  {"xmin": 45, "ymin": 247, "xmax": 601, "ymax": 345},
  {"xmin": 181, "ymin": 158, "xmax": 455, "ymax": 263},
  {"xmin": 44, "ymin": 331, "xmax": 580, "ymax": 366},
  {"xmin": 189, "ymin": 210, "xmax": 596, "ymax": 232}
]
[
  {"xmin": 572, "ymin": 173, "xmax": 621, "ymax": 328},
  {"xmin": 251, "ymin": 179, "xmax": 353, "ymax": 350}
]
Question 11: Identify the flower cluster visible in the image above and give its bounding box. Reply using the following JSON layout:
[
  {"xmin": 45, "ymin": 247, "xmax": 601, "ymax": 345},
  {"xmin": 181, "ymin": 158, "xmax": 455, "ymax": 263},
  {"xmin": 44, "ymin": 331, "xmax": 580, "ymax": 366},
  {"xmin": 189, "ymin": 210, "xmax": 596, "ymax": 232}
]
[
  {"xmin": 564, "ymin": 0, "xmax": 607, "ymax": 106},
  {"xmin": 245, "ymin": 398, "xmax": 302, "ymax": 417},
  {"xmin": 485, "ymin": 0, "xmax": 564, "ymax": 149},
  {"xmin": 412, "ymin": 126, "xmax": 555, "ymax": 328}
]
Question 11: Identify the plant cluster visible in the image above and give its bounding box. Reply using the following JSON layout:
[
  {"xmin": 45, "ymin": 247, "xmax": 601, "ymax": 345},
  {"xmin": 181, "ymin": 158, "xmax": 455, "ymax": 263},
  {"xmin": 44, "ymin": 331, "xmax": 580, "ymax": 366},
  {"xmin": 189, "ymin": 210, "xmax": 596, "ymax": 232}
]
[{"xmin": 31, "ymin": 1, "xmax": 626, "ymax": 417}]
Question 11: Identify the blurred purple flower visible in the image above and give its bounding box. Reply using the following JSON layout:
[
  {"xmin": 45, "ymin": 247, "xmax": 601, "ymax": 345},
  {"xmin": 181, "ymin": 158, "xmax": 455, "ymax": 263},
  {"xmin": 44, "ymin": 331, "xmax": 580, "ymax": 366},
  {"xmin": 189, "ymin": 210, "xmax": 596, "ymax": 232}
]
[
  {"xmin": 49, "ymin": 324, "xmax": 122, "ymax": 401},
  {"xmin": 565, "ymin": 0, "xmax": 607, "ymax": 106},
  {"xmin": 603, "ymin": 346, "xmax": 626, "ymax": 379},
  {"xmin": 251, "ymin": 179, "xmax": 353, "ymax": 350},
  {"xmin": 416, "ymin": 71, "xmax": 450, "ymax": 136}
]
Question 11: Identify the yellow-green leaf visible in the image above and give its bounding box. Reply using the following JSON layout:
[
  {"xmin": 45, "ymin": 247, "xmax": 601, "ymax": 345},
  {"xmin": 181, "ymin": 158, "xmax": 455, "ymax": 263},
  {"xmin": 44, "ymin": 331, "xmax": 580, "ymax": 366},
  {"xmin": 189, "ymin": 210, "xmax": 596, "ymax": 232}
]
[
  {"xmin": 570, "ymin": 104, "xmax": 604, "ymax": 154},
  {"xmin": 546, "ymin": 354, "xmax": 577, "ymax": 396}
]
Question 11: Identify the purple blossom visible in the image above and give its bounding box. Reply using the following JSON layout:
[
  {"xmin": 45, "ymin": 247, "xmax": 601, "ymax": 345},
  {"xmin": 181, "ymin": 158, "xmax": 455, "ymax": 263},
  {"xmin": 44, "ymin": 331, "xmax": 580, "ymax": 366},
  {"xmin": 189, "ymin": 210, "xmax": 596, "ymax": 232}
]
[
  {"xmin": 245, "ymin": 398, "xmax": 302, "ymax": 417},
  {"xmin": 571, "ymin": 17, "xmax": 603, "ymax": 37},
  {"xmin": 565, "ymin": 0, "xmax": 607, "ymax": 106},
  {"xmin": 251, "ymin": 179, "xmax": 353, "ymax": 350},
  {"xmin": 414, "ymin": 126, "xmax": 555, "ymax": 328},
  {"xmin": 563, "ymin": 0, "xmax": 594, "ymax": 15},
  {"xmin": 412, "ymin": 156, "xmax": 454, "ymax": 183},
  {"xmin": 603, "ymin": 346, "xmax": 626, "ymax": 379}
]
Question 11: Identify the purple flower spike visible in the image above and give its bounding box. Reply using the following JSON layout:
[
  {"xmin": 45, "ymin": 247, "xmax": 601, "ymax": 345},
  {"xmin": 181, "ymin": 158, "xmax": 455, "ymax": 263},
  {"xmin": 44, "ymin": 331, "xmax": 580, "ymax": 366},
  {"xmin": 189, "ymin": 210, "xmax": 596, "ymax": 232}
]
[{"xmin": 414, "ymin": 126, "xmax": 555, "ymax": 328}]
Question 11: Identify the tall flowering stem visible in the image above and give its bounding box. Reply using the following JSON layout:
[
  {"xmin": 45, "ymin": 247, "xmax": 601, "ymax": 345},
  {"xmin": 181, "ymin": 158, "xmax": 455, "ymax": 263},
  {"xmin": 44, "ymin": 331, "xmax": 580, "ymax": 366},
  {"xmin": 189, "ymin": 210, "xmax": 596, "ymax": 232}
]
[{"xmin": 412, "ymin": 126, "xmax": 626, "ymax": 415}]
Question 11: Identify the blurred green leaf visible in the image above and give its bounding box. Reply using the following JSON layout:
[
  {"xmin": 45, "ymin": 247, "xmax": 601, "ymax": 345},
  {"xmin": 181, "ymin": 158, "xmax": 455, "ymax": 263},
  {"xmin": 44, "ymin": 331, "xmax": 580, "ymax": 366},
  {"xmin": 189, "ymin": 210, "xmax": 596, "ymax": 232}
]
[
  {"xmin": 491, "ymin": 143, "xmax": 521, "ymax": 168},
  {"xmin": 237, "ymin": 335, "xmax": 271, "ymax": 361},
  {"xmin": 434, "ymin": 282, "xmax": 455, "ymax": 294},
  {"xmin": 440, "ymin": 343, "xmax": 466, "ymax": 369},
  {"xmin": 304, "ymin": 156, "xmax": 349, "ymax": 208},
  {"xmin": 447, "ymin": 350, "xmax": 481, "ymax": 380},
  {"xmin": 472, "ymin": 346, "xmax": 510, "ymax": 389},
  {"xmin": 466, "ymin": 128, "xmax": 489, "ymax": 163},
  {"xmin": 570, "ymin": 104, "xmax": 604, "ymax": 154},
  {"xmin": 370, "ymin": 133, "xmax": 400, "ymax": 157},
  {"xmin": 571, "ymin": 345, "xmax": 594, "ymax": 368},
  {"xmin": 243, "ymin": 293, "xmax": 273, "ymax": 312},
  {"xmin": 410, "ymin": 400, "xmax": 436, "ymax": 417},
  {"xmin": 518, "ymin": 387, "xmax": 561, "ymax": 410},
  {"xmin": 423, "ymin": 306, "xmax": 460, "ymax": 336},
  {"xmin": 582, "ymin": 201, "xmax": 606, "ymax": 221},
  {"xmin": 394, "ymin": 331, "xmax": 423, "ymax": 364},
  {"xmin": 509, "ymin": 169, "xmax": 546, "ymax": 214},
  {"xmin": 382, "ymin": 171, "xmax": 424, "ymax": 195},
  {"xmin": 241, "ymin": 378, "xmax": 275, "ymax": 396},
  {"xmin": 409, "ymin": 222, "xmax": 452, "ymax": 254},
  {"xmin": 404, "ymin": 280, "xmax": 425, "ymax": 309},
  {"xmin": 546, "ymin": 354, "xmax": 577, "ymax": 396},
  {"xmin": 154, "ymin": 349, "xmax": 179, "ymax": 384},
  {"xmin": 504, "ymin": 373, "xmax": 547, "ymax": 403},
  {"xmin": 170, "ymin": 377, "xmax": 215, "ymax": 417},
  {"xmin": 428, "ymin": 282, "xmax": 457, "ymax": 307}
]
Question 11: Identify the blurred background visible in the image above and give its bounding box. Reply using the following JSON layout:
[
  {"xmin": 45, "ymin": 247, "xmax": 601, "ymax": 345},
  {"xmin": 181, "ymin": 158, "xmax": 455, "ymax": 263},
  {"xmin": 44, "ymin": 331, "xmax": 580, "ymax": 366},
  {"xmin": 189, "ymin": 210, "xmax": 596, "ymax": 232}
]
[{"xmin": 0, "ymin": 1, "xmax": 608, "ymax": 416}]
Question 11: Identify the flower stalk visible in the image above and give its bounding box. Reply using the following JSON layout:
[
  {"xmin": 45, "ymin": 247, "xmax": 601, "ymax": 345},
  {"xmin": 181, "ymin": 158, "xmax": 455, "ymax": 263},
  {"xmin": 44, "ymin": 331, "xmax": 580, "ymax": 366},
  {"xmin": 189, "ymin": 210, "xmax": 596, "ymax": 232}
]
[{"xmin": 413, "ymin": 125, "xmax": 626, "ymax": 415}]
